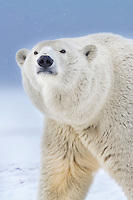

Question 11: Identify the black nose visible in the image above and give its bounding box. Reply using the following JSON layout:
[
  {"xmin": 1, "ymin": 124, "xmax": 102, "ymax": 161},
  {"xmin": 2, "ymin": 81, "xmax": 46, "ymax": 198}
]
[{"xmin": 37, "ymin": 56, "xmax": 54, "ymax": 68}]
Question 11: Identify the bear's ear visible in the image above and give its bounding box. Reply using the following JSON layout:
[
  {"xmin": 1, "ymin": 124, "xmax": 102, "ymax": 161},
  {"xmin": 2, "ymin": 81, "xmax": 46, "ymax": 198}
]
[
  {"xmin": 16, "ymin": 49, "xmax": 30, "ymax": 68},
  {"xmin": 83, "ymin": 45, "xmax": 98, "ymax": 61}
]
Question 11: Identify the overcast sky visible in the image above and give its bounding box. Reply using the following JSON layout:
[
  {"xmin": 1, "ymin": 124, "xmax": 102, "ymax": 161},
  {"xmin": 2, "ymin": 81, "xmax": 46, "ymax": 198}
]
[{"xmin": 0, "ymin": 0, "xmax": 133, "ymax": 87}]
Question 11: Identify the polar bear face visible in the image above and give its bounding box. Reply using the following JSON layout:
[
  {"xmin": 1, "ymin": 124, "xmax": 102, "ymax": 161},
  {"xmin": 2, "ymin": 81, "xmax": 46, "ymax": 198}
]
[{"xmin": 16, "ymin": 39, "xmax": 113, "ymax": 129}]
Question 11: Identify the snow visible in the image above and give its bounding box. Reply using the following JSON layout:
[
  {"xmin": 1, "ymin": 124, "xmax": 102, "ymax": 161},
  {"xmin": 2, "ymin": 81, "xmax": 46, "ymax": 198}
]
[{"xmin": 0, "ymin": 88, "xmax": 127, "ymax": 200}]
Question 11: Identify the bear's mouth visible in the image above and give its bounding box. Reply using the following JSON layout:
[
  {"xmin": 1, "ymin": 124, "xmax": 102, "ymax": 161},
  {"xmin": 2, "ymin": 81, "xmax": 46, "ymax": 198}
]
[{"xmin": 36, "ymin": 65, "xmax": 57, "ymax": 75}]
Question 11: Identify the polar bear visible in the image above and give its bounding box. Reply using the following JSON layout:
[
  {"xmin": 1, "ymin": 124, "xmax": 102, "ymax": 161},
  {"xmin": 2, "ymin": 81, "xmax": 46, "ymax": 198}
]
[{"xmin": 16, "ymin": 33, "xmax": 133, "ymax": 200}]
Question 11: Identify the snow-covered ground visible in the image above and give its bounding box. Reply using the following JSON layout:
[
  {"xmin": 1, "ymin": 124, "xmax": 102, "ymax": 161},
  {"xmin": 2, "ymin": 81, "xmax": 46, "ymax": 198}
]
[{"xmin": 0, "ymin": 88, "xmax": 127, "ymax": 200}]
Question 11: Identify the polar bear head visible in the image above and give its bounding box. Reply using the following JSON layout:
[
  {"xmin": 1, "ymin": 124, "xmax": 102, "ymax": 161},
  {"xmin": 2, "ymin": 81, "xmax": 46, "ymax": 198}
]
[{"xmin": 16, "ymin": 38, "xmax": 113, "ymax": 129}]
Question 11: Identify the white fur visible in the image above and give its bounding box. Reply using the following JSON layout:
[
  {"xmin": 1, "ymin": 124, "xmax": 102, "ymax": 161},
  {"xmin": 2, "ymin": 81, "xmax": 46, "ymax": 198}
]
[{"xmin": 16, "ymin": 33, "xmax": 133, "ymax": 200}]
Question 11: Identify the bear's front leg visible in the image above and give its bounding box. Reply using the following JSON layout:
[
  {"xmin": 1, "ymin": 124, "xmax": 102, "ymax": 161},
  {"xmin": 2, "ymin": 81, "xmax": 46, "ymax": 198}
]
[
  {"xmin": 79, "ymin": 125, "xmax": 133, "ymax": 200},
  {"xmin": 37, "ymin": 119, "xmax": 99, "ymax": 200}
]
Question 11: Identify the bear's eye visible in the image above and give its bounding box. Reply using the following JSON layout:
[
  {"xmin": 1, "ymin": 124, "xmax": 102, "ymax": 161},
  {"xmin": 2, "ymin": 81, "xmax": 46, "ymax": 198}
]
[
  {"xmin": 34, "ymin": 51, "xmax": 38, "ymax": 55},
  {"xmin": 60, "ymin": 49, "xmax": 66, "ymax": 54}
]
